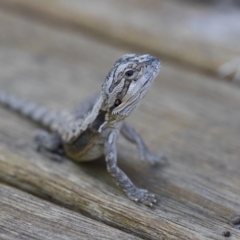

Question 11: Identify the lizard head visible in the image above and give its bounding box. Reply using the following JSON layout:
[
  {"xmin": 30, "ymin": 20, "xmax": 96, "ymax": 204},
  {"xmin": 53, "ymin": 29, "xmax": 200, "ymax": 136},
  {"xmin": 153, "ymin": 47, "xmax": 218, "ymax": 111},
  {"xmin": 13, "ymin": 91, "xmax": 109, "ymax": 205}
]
[{"xmin": 102, "ymin": 53, "xmax": 161, "ymax": 119}]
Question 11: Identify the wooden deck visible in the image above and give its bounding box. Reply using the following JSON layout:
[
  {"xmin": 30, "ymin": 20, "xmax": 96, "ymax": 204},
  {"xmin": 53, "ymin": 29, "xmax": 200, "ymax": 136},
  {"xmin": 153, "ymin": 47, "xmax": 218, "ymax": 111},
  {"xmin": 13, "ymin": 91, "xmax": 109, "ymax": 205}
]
[{"xmin": 0, "ymin": 1, "xmax": 240, "ymax": 239}]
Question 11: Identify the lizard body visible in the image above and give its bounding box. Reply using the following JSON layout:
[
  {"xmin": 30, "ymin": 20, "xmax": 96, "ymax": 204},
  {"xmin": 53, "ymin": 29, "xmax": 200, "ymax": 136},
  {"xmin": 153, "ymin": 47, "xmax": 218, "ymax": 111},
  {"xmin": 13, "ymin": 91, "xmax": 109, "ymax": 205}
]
[{"xmin": 0, "ymin": 54, "xmax": 165, "ymax": 206}]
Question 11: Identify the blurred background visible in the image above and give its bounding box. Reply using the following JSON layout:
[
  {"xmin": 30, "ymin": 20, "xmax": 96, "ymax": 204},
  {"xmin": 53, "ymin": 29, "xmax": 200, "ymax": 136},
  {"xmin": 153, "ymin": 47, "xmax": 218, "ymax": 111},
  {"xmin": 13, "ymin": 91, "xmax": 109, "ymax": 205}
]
[{"xmin": 0, "ymin": 0, "xmax": 240, "ymax": 87}]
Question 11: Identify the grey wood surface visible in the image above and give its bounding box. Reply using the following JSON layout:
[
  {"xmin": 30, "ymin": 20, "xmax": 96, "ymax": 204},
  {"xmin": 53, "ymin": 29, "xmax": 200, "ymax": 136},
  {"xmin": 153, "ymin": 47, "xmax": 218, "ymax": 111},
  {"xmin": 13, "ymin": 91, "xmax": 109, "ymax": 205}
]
[
  {"xmin": 0, "ymin": 6, "xmax": 239, "ymax": 240},
  {"xmin": 0, "ymin": 184, "xmax": 141, "ymax": 240},
  {"xmin": 0, "ymin": 0, "xmax": 240, "ymax": 82}
]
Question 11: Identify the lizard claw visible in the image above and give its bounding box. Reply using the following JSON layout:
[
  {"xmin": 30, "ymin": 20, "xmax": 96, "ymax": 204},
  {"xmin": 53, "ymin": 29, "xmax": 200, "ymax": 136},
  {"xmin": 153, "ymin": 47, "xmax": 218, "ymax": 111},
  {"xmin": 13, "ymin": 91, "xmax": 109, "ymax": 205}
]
[{"xmin": 128, "ymin": 188, "xmax": 157, "ymax": 207}]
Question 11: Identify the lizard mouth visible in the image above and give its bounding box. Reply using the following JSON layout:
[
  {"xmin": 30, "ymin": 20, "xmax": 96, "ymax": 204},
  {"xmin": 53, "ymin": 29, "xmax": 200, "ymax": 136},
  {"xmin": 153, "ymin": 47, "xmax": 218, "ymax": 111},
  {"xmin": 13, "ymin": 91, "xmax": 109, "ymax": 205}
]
[{"xmin": 112, "ymin": 71, "xmax": 158, "ymax": 117}]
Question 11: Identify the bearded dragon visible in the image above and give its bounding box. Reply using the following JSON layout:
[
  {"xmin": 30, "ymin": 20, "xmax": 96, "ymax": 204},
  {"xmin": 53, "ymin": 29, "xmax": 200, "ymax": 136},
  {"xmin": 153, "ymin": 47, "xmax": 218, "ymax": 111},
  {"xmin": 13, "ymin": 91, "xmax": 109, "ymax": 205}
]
[{"xmin": 0, "ymin": 54, "xmax": 165, "ymax": 207}]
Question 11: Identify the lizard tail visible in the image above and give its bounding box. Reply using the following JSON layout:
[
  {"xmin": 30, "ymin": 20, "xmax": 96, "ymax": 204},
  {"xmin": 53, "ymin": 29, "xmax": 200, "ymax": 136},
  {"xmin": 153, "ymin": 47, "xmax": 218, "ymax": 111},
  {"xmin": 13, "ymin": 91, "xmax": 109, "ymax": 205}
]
[{"xmin": 0, "ymin": 91, "xmax": 59, "ymax": 129}]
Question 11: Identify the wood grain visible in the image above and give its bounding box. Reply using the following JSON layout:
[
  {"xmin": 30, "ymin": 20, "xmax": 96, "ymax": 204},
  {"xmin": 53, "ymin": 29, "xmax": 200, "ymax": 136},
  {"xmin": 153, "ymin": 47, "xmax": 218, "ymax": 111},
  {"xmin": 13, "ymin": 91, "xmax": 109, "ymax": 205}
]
[
  {"xmin": 0, "ymin": 184, "xmax": 142, "ymax": 240},
  {"xmin": 0, "ymin": 10, "xmax": 240, "ymax": 240},
  {"xmin": 0, "ymin": 0, "xmax": 239, "ymax": 82}
]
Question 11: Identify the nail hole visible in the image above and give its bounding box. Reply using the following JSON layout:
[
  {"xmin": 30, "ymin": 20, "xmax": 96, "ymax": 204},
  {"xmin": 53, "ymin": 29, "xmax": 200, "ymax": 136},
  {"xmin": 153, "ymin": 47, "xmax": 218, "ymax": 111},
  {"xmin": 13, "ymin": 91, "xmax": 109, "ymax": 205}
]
[{"xmin": 222, "ymin": 231, "xmax": 231, "ymax": 237}]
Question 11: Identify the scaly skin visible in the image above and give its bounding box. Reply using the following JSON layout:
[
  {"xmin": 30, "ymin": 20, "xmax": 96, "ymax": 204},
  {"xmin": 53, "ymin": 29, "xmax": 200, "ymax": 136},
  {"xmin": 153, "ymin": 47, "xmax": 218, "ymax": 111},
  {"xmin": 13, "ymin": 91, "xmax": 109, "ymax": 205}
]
[{"xmin": 0, "ymin": 54, "xmax": 165, "ymax": 207}]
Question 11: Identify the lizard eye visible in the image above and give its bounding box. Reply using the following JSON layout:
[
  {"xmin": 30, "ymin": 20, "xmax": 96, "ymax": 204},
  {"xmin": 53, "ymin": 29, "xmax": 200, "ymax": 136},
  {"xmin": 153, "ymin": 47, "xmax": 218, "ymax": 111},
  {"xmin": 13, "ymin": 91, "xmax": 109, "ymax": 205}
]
[
  {"xmin": 125, "ymin": 70, "xmax": 134, "ymax": 77},
  {"xmin": 114, "ymin": 99, "xmax": 121, "ymax": 107}
]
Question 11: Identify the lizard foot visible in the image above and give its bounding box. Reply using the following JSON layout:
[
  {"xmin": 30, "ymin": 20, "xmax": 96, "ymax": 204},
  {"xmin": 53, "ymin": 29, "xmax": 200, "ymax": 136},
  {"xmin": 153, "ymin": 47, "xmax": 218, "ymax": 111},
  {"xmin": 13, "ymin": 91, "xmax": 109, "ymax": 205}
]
[
  {"xmin": 128, "ymin": 188, "xmax": 157, "ymax": 207},
  {"xmin": 142, "ymin": 152, "xmax": 167, "ymax": 165},
  {"xmin": 35, "ymin": 147, "xmax": 65, "ymax": 162}
]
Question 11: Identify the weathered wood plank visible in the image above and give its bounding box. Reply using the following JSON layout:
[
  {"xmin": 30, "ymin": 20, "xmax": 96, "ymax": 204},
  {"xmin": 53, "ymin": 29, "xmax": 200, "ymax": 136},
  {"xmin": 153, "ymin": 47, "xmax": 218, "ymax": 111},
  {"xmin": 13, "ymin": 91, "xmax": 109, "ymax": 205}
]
[
  {"xmin": 0, "ymin": 184, "xmax": 141, "ymax": 240},
  {"xmin": 0, "ymin": 0, "xmax": 240, "ymax": 82},
  {"xmin": 0, "ymin": 10, "xmax": 240, "ymax": 240}
]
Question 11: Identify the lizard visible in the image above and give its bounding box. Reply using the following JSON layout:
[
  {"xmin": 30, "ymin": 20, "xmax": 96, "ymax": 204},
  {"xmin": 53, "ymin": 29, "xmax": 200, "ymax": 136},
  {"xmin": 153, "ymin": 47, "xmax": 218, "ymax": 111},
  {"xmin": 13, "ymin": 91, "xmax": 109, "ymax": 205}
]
[{"xmin": 0, "ymin": 53, "xmax": 165, "ymax": 207}]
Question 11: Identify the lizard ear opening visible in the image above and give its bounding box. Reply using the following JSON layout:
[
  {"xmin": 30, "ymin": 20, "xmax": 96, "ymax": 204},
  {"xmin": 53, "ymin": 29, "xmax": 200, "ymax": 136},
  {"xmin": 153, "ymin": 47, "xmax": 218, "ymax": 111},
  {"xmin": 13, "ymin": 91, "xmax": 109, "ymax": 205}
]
[
  {"xmin": 109, "ymin": 99, "xmax": 122, "ymax": 113},
  {"xmin": 114, "ymin": 99, "xmax": 121, "ymax": 107}
]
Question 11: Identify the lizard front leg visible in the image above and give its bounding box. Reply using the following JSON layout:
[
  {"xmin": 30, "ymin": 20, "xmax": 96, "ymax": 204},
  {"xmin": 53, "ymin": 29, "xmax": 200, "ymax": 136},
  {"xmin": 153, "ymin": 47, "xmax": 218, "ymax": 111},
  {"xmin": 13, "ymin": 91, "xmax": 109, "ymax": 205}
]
[
  {"xmin": 120, "ymin": 123, "xmax": 166, "ymax": 165},
  {"xmin": 105, "ymin": 130, "xmax": 157, "ymax": 207}
]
